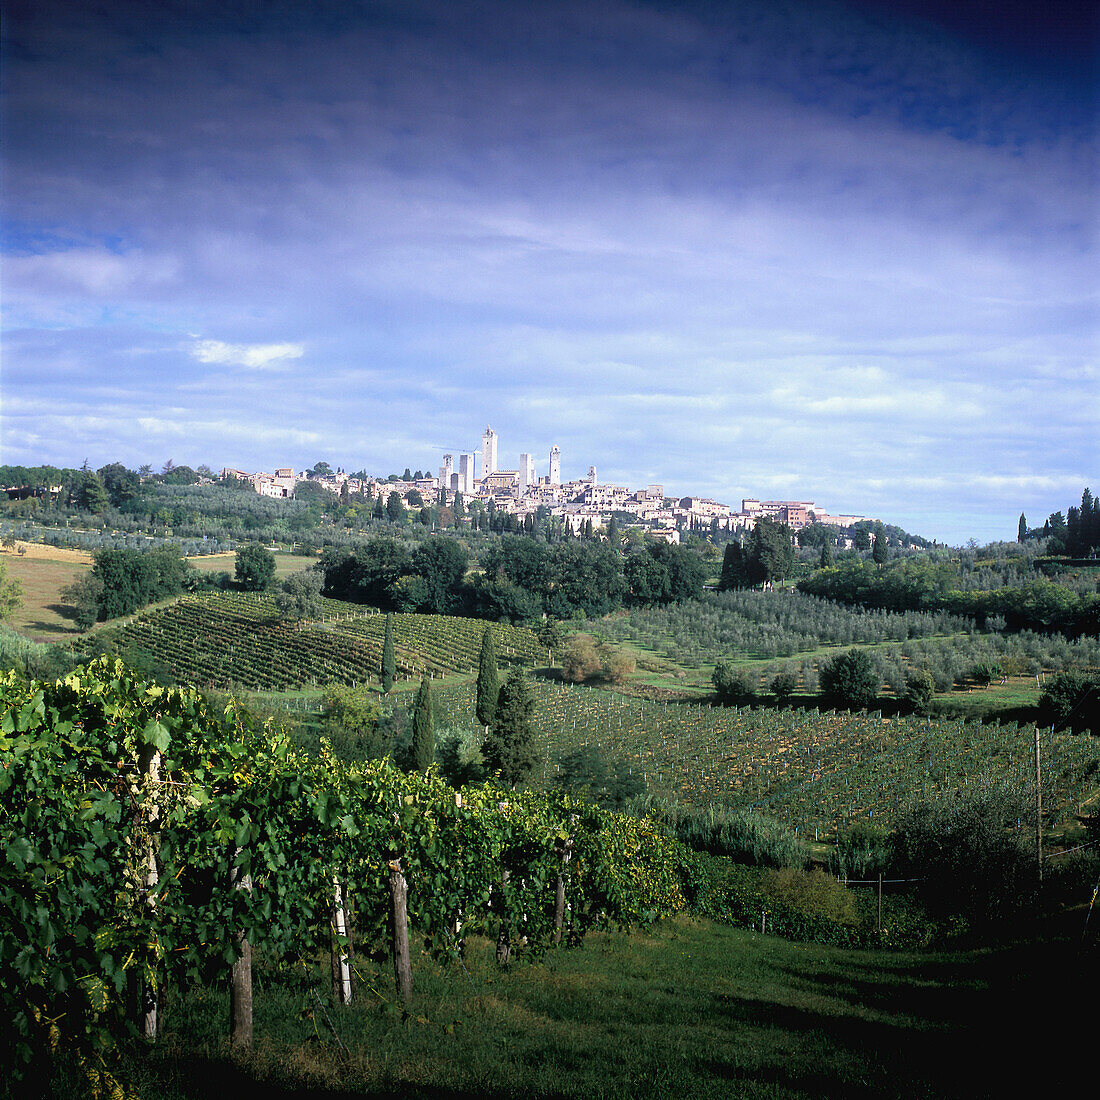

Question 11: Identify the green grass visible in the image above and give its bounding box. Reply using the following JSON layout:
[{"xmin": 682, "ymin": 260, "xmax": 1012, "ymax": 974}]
[
  {"xmin": 2, "ymin": 553, "xmax": 89, "ymax": 641},
  {"xmin": 38, "ymin": 914, "xmax": 1090, "ymax": 1100}
]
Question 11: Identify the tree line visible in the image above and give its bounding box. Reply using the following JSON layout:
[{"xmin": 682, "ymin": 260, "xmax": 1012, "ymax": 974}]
[{"xmin": 318, "ymin": 534, "xmax": 706, "ymax": 622}]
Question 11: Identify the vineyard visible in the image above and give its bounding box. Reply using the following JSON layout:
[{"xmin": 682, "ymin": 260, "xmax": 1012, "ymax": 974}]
[
  {"xmin": 433, "ymin": 680, "xmax": 1100, "ymax": 838},
  {"xmin": 74, "ymin": 592, "xmax": 543, "ymax": 689},
  {"xmin": 1, "ymin": 658, "xmax": 684, "ymax": 1091}
]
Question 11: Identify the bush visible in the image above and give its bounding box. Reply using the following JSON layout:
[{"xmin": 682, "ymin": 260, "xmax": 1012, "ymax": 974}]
[
  {"xmin": 712, "ymin": 661, "xmax": 757, "ymax": 704},
  {"xmin": 234, "ymin": 543, "xmax": 277, "ymax": 591},
  {"xmin": 1038, "ymin": 670, "xmax": 1100, "ymax": 734},
  {"xmin": 828, "ymin": 821, "xmax": 891, "ymax": 880},
  {"xmin": 561, "ymin": 634, "xmax": 602, "ymax": 682},
  {"xmin": 970, "ymin": 660, "xmax": 1002, "ymax": 688},
  {"xmin": 904, "ymin": 668, "xmax": 936, "ymax": 714},
  {"xmin": 770, "ymin": 670, "xmax": 797, "ymax": 701},
  {"xmin": 640, "ymin": 797, "xmax": 807, "ymax": 869},
  {"xmin": 760, "ymin": 866, "xmax": 859, "ymax": 927},
  {"xmin": 820, "ymin": 648, "xmax": 880, "ymax": 709},
  {"xmin": 890, "ymin": 788, "xmax": 1036, "ymax": 928}
]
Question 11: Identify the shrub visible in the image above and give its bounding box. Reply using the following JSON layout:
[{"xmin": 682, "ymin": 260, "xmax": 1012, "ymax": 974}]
[
  {"xmin": 1038, "ymin": 670, "xmax": 1100, "ymax": 734},
  {"xmin": 759, "ymin": 866, "xmax": 859, "ymax": 927},
  {"xmin": 969, "ymin": 660, "xmax": 1002, "ymax": 688},
  {"xmin": 770, "ymin": 670, "xmax": 797, "ymax": 701},
  {"xmin": 820, "ymin": 648, "xmax": 880, "ymax": 708},
  {"xmin": 561, "ymin": 634, "xmax": 602, "ymax": 682},
  {"xmin": 890, "ymin": 788, "xmax": 1036, "ymax": 927},
  {"xmin": 904, "ymin": 668, "xmax": 936, "ymax": 714},
  {"xmin": 712, "ymin": 661, "xmax": 757, "ymax": 704},
  {"xmin": 828, "ymin": 821, "xmax": 891, "ymax": 880}
]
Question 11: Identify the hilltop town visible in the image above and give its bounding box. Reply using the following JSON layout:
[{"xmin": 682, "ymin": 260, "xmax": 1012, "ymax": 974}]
[{"xmin": 223, "ymin": 425, "xmax": 876, "ymax": 543}]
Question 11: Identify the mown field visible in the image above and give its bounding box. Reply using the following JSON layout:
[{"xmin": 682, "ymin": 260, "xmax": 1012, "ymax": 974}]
[
  {"xmin": 0, "ymin": 545, "xmax": 91, "ymax": 642},
  {"xmin": 35, "ymin": 916, "xmax": 1089, "ymax": 1100}
]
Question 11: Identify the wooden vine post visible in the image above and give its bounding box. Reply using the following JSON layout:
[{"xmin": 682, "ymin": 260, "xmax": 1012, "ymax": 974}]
[
  {"xmin": 331, "ymin": 873, "xmax": 353, "ymax": 1007},
  {"xmin": 136, "ymin": 745, "xmax": 161, "ymax": 1042},
  {"xmin": 229, "ymin": 845, "xmax": 253, "ymax": 1050},
  {"xmin": 387, "ymin": 858, "xmax": 413, "ymax": 1007},
  {"xmin": 553, "ymin": 826, "xmax": 575, "ymax": 945},
  {"xmin": 496, "ymin": 868, "xmax": 512, "ymax": 966}
]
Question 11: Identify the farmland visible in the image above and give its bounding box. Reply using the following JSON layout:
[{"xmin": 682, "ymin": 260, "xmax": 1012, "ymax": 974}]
[
  {"xmin": 0, "ymin": 544, "xmax": 91, "ymax": 642},
  {"xmin": 432, "ymin": 679, "xmax": 1100, "ymax": 839},
  {"xmin": 583, "ymin": 588, "xmax": 1100, "ymax": 697},
  {"xmin": 74, "ymin": 591, "xmax": 542, "ymax": 689}
]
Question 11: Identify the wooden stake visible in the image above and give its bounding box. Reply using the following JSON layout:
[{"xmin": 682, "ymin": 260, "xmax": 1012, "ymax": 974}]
[
  {"xmin": 332, "ymin": 873, "xmax": 352, "ymax": 1006},
  {"xmin": 388, "ymin": 859, "xmax": 413, "ymax": 1007},
  {"xmin": 1035, "ymin": 727, "xmax": 1044, "ymax": 885},
  {"xmin": 496, "ymin": 869, "xmax": 512, "ymax": 966},
  {"xmin": 229, "ymin": 848, "xmax": 253, "ymax": 1050}
]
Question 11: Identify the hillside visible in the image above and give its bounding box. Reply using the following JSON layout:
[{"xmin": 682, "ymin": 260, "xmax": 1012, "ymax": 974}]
[
  {"xmin": 432, "ymin": 680, "xmax": 1100, "ymax": 840},
  {"xmin": 74, "ymin": 591, "xmax": 542, "ymax": 689}
]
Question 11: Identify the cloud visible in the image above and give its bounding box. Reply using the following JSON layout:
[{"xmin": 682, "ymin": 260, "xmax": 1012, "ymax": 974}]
[{"xmin": 190, "ymin": 339, "xmax": 305, "ymax": 370}]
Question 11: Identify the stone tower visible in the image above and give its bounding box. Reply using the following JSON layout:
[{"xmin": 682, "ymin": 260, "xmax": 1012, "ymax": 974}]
[{"xmin": 481, "ymin": 426, "xmax": 498, "ymax": 478}]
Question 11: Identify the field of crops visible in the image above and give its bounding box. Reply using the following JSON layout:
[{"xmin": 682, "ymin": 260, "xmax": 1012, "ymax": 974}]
[
  {"xmin": 434, "ymin": 680, "xmax": 1100, "ymax": 838},
  {"xmin": 76, "ymin": 591, "xmax": 542, "ymax": 689},
  {"xmin": 586, "ymin": 591, "xmax": 1100, "ymax": 688}
]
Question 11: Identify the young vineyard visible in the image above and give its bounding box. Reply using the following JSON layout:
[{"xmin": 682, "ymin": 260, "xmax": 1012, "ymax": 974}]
[
  {"xmin": 74, "ymin": 591, "xmax": 543, "ymax": 689},
  {"xmin": 434, "ymin": 680, "xmax": 1100, "ymax": 838}
]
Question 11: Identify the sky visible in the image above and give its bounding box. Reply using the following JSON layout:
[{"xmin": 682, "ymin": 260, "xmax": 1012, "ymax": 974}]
[{"xmin": 2, "ymin": 0, "xmax": 1096, "ymax": 544}]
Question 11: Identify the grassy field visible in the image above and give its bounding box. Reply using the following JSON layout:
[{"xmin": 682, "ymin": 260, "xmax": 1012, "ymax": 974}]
[
  {"xmin": 186, "ymin": 550, "xmax": 318, "ymax": 578},
  {"xmin": 40, "ymin": 914, "xmax": 1091, "ymax": 1100},
  {"xmin": 1, "ymin": 547, "xmax": 90, "ymax": 641}
]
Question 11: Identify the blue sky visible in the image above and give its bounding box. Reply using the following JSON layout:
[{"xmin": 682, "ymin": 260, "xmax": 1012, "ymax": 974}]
[{"xmin": 2, "ymin": 0, "xmax": 1096, "ymax": 543}]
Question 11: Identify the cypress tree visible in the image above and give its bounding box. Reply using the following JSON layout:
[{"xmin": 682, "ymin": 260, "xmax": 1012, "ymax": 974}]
[
  {"xmin": 410, "ymin": 677, "xmax": 434, "ymax": 771},
  {"xmin": 819, "ymin": 540, "xmax": 833, "ymax": 568},
  {"xmin": 381, "ymin": 613, "xmax": 396, "ymax": 693},
  {"xmin": 872, "ymin": 522, "xmax": 888, "ymax": 567},
  {"xmin": 1017, "ymin": 513, "xmax": 1028, "ymax": 543},
  {"xmin": 483, "ymin": 667, "xmax": 538, "ymax": 788},
  {"xmin": 475, "ymin": 626, "xmax": 500, "ymax": 729}
]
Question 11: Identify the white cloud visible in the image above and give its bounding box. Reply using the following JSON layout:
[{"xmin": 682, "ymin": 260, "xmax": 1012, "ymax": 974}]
[{"xmin": 190, "ymin": 339, "xmax": 305, "ymax": 370}]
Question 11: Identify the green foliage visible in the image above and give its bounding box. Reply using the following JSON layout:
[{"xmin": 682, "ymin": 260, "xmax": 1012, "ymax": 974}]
[
  {"xmin": 828, "ymin": 821, "xmax": 891, "ymax": 880},
  {"xmin": 553, "ymin": 745, "xmax": 645, "ymax": 809},
  {"xmin": 820, "ymin": 648, "xmax": 880, "ymax": 709},
  {"xmin": 639, "ymin": 797, "xmax": 807, "ymax": 869},
  {"xmin": 381, "ymin": 613, "xmax": 396, "ymax": 693},
  {"xmin": 712, "ymin": 660, "xmax": 757, "ymax": 703},
  {"xmin": 0, "ymin": 560, "xmax": 23, "ymax": 621},
  {"xmin": 770, "ymin": 669, "xmax": 797, "ymax": 700},
  {"xmin": 321, "ymin": 683, "xmax": 388, "ymax": 759},
  {"xmin": 436, "ymin": 725, "xmax": 485, "ymax": 786},
  {"xmin": 475, "ymin": 625, "xmax": 499, "ymax": 728},
  {"xmin": 0, "ymin": 658, "xmax": 689, "ymax": 1084},
  {"xmin": 410, "ymin": 677, "xmax": 434, "ymax": 771},
  {"xmin": 234, "ymin": 543, "xmax": 277, "ymax": 591},
  {"xmin": 273, "ymin": 568, "xmax": 323, "ymax": 622},
  {"xmin": 760, "ymin": 866, "xmax": 859, "ymax": 926},
  {"xmin": 871, "ymin": 521, "xmax": 889, "ymax": 566},
  {"xmin": 562, "ymin": 633, "xmax": 603, "ymax": 683},
  {"xmin": 484, "ymin": 667, "xmax": 538, "ymax": 786},
  {"xmin": 890, "ymin": 788, "xmax": 1037, "ymax": 926},
  {"xmin": 1038, "ymin": 670, "xmax": 1100, "ymax": 733},
  {"xmin": 904, "ymin": 668, "xmax": 936, "ymax": 714},
  {"xmin": 60, "ymin": 546, "xmax": 191, "ymax": 624},
  {"xmin": 969, "ymin": 660, "xmax": 1002, "ymax": 688}
]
